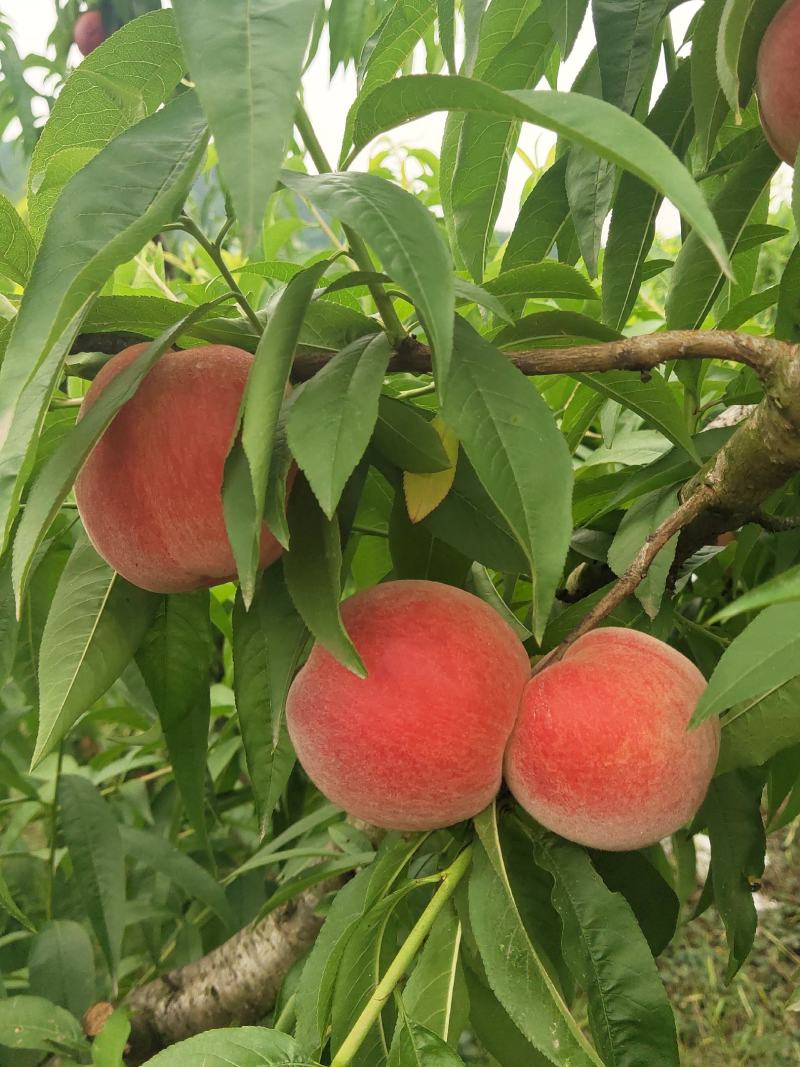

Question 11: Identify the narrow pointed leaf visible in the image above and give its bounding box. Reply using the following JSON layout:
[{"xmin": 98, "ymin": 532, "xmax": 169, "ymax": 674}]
[
  {"xmin": 352, "ymin": 76, "xmax": 731, "ymax": 278},
  {"xmin": 141, "ymin": 1027, "xmax": 312, "ymax": 1065},
  {"xmin": 58, "ymin": 776, "xmax": 125, "ymax": 983},
  {"xmin": 281, "ymin": 170, "xmax": 454, "ymax": 385},
  {"xmin": 444, "ymin": 318, "xmax": 573, "ymax": 640},
  {"xmin": 287, "ymin": 333, "xmax": 389, "ymax": 518},
  {"xmin": 33, "ymin": 537, "xmax": 160, "ymax": 768},
  {"xmin": 503, "ymin": 156, "xmax": 574, "ymax": 272},
  {"xmin": 0, "ymin": 192, "xmax": 34, "ymax": 285},
  {"xmin": 28, "ymin": 921, "xmax": 95, "ymax": 1018},
  {"xmin": 136, "ymin": 591, "xmax": 213, "ymax": 846},
  {"xmin": 0, "ymin": 89, "xmax": 208, "ymax": 556},
  {"xmin": 471, "ymin": 807, "xmax": 603, "ymax": 1066},
  {"xmin": 0, "ymin": 997, "xmax": 88, "ymax": 1057},
  {"xmin": 173, "ymin": 0, "xmax": 318, "ymax": 251},
  {"xmin": 232, "ymin": 564, "xmax": 307, "ymax": 836},
  {"xmin": 283, "ymin": 476, "xmax": 364, "ymax": 675}
]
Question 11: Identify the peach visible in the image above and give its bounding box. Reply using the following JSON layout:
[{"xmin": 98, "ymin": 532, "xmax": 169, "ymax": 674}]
[
  {"xmin": 757, "ymin": 0, "xmax": 800, "ymax": 165},
  {"xmin": 74, "ymin": 10, "xmax": 108, "ymax": 56},
  {"xmin": 286, "ymin": 580, "xmax": 531, "ymax": 830},
  {"xmin": 505, "ymin": 628, "xmax": 720, "ymax": 851},
  {"xmin": 75, "ymin": 344, "xmax": 285, "ymax": 593}
]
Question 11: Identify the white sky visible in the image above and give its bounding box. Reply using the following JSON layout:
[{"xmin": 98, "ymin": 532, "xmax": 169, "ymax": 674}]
[{"xmin": 1, "ymin": 0, "xmax": 774, "ymax": 239}]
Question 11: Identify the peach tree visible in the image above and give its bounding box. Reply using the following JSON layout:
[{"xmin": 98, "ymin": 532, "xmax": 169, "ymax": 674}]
[{"xmin": 0, "ymin": 0, "xmax": 798, "ymax": 1064}]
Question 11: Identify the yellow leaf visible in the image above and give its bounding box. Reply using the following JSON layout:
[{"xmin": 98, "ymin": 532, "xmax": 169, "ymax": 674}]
[{"xmin": 403, "ymin": 415, "xmax": 458, "ymax": 523}]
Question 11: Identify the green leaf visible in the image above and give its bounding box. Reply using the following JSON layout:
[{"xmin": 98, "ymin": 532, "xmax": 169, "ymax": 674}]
[
  {"xmin": 710, "ymin": 562, "xmax": 800, "ymax": 622},
  {"xmin": 692, "ymin": 0, "xmax": 728, "ymax": 165},
  {"xmin": 449, "ymin": 7, "xmax": 557, "ymax": 279},
  {"xmin": 438, "ymin": 0, "xmax": 456, "ymax": 72},
  {"xmin": 453, "ymin": 277, "xmax": 514, "ymax": 322},
  {"xmin": 470, "ymin": 807, "xmax": 603, "ymax": 1067},
  {"xmin": 608, "ymin": 488, "xmax": 680, "ymax": 618},
  {"xmin": 541, "ymin": 0, "xmax": 588, "ymax": 58},
  {"xmin": 0, "ymin": 996, "xmax": 88, "ymax": 1057},
  {"xmin": 530, "ymin": 830, "xmax": 679, "ymax": 1066},
  {"xmin": 120, "ymin": 827, "xmax": 233, "ymax": 927},
  {"xmin": 12, "ymin": 298, "xmax": 232, "ymax": 606},
  {"xmin": 288, "ymin": 334, "xmax": 389, "ymax": 518},
  {"xmin": 223, "ymin": 260, "xmax": 330, "ymax": 604},
  {"xmin": 603, "ymin": 61, "xmax": 693, "ymax": 330},
  {"xmin": 295, "ymin": 835, "xmax": 422, "ymax": 1054},
  {"xmin": 283, "ymin": 476, "xmax": 364, "ymax": 675},
  {"xmin": 444, "ymin": 318, "xmax": 573, "ymax": 640},
  {"xmin": 28, "ymin": 10, "xmax": 185, "ymax": 239},
  {"xmin": 692, "ymin": 603, "xmax": 800, "ymax": 725},
  {"xmin": 423, "ymin": 454, "xmax": 529, "ymax": 574},
  {"xmin": 28, "ymin": 921, "xmax": 95, "ymax": 1020},
  {"xmin": 232, "ymin": 564, "xmax": 307, "ymax": 836},
  {"xmin": 0, "ymin": 192, "xmax": 34, "ymax": 285},
  {"xmin": 91, "ymin": 1007, "xmax": 131, "ymax": 1067},
  {"xmin": 701, "ymin": 769, "xmax": 766, "ymax": 979},
  {"xmin": 353, "ymin": 75, "xmax": 731, "ymax": 279},
  {"xmin": 716, "ymin": 0, "xmax": 755, "ymax": 113},
  {"xmin": 374, "ymin": 396, "xmax": 452, "ymax": 474},
  {"xmin": 281, "ymin": 170, "xmax": 454, "ymax": 384},
  {"xmin": 58, "ymin": 775, "xmax": 125, "ymax": 983},
  {"xmin": 389, "ymin": 1018, "xmax": 465, "ymax": 1067},
  {"xmin": 396, "ymin": 902, "xmax": 466, "ymax": 1045},
  {"xmin": 485, "ymin": 262, "xmax": 597, "ymax": 302},
  {"xmin": 390, "ymin": 492, "xmax": 471, "ymax": 586},
  {"xmin": 136, "ymin": 591, "xmax": 213, "ymax": 846},
  {"xmin": 140, "ymin": 1027, "xmax": 315, "ymax": 1065},
  {"xmin": 173, "ymin": 0, "xmax": 318, "ymax": 251},
  {"xmin": 666, "ymin": 141, "xmax": 778, "ymax": 329},
  {"xmin": 463, "ymin": 963, "xmax": 552, "ymax": 1067},
  {"xmin": 589, "ymin": 851, "xmax": 679, "ymax": 957},
  {"xmin": 33, "ymin": 537, "xmax": 160, "ymax": 768},
  {"xmin": 0, "ymin": 866, "xmax": 33, "ymax": 932},
  {"xmin": 717, "ymin": 675, "xmax": 800, "ymax": 775},
  {"xmin": 575, "ymin": 370, "xmax": 701, "ymax": 463},
  {"xmin": 592, "ymin": 0, "xmax": 665, "ymax": 111},
  {"xmin": 342, "ymin": 0, "xmax": 437, "ymax": 162},
  {"xmin": 468, "ymin": 564, "xmax": 532, "ymax": 640},
  {"xmin": 502, "ymin": 156, "xmax": 574, "ymax": 272},
  {"xmin": 0, "ymin": 89, "xmax": 208, "ymax": 556}
]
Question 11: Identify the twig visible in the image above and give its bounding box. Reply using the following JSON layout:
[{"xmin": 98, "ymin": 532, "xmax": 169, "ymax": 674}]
[
  {"xmin": 178, "ymin": 215, "xmax": 263, "ymax": 334},
  {"xmin": 752, "ymin": 510, "xmax": 800, "ymax": 533},
  {"xmin": 534, "ymin": 486, "xmax": 717, "ymax": 674}
]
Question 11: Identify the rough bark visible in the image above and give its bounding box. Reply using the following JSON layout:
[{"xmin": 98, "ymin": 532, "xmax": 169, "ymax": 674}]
[{"xmin": 124, "ymin": 880, "xmax": 332, "ymax": 1063}]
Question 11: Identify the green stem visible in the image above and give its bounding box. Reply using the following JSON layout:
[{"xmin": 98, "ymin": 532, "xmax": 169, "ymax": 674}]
[
  {"xmin": 46, "ymin": 745, "xmax": 64, "ymax": 921},
  {"xmin": 330, "ymin": 845, "xmax": 473, "ymax": 1067},
  {"xmin": 293, "ymin": 103, "xmax": 406, "ymax": 344},
  {"xmin": 179, "ymin": 216, "xmax": 263, "ymax": 334}
]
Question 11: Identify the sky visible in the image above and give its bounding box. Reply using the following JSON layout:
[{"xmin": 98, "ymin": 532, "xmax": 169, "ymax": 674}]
[{"xmin": 0, "ymin": 0, "xmax": 759, "ymax": 238}]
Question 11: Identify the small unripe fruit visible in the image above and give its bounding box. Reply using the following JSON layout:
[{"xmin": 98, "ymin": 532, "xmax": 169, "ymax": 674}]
[
  {"xmin": 756, "ymin": 0, "xmax": 800, "ymax": 165},
  {"xmin": 286, "ymin": 580, "xmax": 531, "ymax": 831},
  {"xmin": 74, "ymin": 10, "xmax": 108, "ymax": 56},
  {"xmin": 75, "ymin": 344, "xmax": 286, "ymax": 593},
  {"xmin": 504, "ymin": 628, "xmax": 720, "ymax": 851}
]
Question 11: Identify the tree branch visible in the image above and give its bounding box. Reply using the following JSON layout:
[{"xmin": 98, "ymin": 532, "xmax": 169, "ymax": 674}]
[
  {"xmin": 534, "ymin": 486, "xmax": 718, "ymax": 675},
  {"xmin": 124, "ymin": 878, "xmax": 335, "ymax": 1063}
]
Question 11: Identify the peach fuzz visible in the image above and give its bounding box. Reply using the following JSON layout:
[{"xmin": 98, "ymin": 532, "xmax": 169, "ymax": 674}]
[
  {"xmin": 286, "ymin": 580, "xmax": 532, "ymax": 831},
  {"xmin": 75, "ymin": 344, "xmax": 286, "ymax": 593},
  {"xmin": 74, "ymin": 10, "xmax": 108, "ymax": 56},
  {"xmin": 504, "ymin": 628, "xmax": 720, "ymax": 851},
  {"xmin": 757, "ymin": 0, "xmax": 800, "ymax": 165}
]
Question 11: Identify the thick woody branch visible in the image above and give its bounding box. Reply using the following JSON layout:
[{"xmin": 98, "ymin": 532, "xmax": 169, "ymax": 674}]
[
  {"xmin": 291, "ymin": 329, "xmax": 786, "ymax": 381},
  {"xmin": 123, "ymin": 879, "xmax": 334, "ymax": 1063}
]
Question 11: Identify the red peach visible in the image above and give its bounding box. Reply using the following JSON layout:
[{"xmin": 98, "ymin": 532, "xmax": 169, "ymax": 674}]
[
  {"xmin": 75, "ymin": 344, "xmax": 286, "ymax": 593},
  {"xmin": 286, "ymin": 580, "xmax": 531, "ymax": 831},
  {"xmin": 757, "ymin": 0, "xmax": 800, "ymax": 165},
  {"xmin": 74, "ymin": 10, "xmax": 108, "ymax": 56},
  {"xmin": 504, "ymin": 628, "xmax": 720, "ymax": 851}
]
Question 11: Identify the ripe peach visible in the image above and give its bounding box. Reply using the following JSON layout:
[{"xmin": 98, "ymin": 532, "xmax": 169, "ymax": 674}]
[
  {"xmin": 286, "ymin": 580, "xmax": 531, "ymax": 831},
  {"xmin": 757, "ymin": 0, "xmax": 800, "ymax": 165},
  {"xmin": 75, "ymin": 344, "xmax": 286, "ymax": 593},
  {"xmin": 74, "ymin": 10, "xmax": 108, "ymax": 56},
  {"xmin": 505, "ymin": 628, "xmax": 720, "ymax": 851}
]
